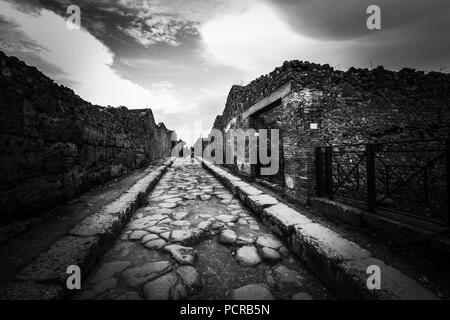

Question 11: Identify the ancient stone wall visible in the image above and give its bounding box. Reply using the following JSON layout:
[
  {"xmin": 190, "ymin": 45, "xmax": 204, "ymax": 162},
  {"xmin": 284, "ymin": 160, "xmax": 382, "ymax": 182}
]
[
  {"xmin": 210, "ymin": 60, "xmax": 450, "ymax": 204},
  {"xmin": 0, "ymin": 51, "xmax": 174, "ymax": 221}
]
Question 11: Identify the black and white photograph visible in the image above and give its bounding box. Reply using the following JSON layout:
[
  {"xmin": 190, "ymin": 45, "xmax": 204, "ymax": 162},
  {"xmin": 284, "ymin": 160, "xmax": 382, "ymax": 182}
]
[{"xmin": 0, "ymin": 0, "xmax": 449, "ymax": 309}]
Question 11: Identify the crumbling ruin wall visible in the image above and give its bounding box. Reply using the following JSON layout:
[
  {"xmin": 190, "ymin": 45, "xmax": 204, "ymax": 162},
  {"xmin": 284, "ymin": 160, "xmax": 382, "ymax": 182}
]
[
  {"xmin": 210, "ymin": 60, "xmax": 450, "ymax": 204},
  {"xmin": 0, "ymin": 51, "xmax": 174, "ymax": 221}
]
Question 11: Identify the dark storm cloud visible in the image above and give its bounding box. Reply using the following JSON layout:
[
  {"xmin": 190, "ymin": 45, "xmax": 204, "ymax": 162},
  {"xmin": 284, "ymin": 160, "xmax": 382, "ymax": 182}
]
[
  {"xmin": 266, "ymin": 0, "xmax": 450, "ymax": 40},
  {"xmin": 263, "ymin": 0, "xmax": 450, "ymax": 71},
  {"xmin": 2, "ymin": 0, "xmax": 201, "ymax": 55},
  {"xmin": 4, "ymin": 0, "xmax": 449, "ymax": 70}
]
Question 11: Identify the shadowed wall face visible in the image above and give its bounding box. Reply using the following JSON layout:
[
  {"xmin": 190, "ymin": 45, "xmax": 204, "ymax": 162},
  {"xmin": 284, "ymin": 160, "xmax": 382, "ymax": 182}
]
[{"xmin": 0, "ymin": 51, "xmax": 174, "ymax": 221}]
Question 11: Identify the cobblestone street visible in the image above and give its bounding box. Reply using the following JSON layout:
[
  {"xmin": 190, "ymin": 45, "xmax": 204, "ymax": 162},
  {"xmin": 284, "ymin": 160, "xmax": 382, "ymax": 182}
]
[
  {"xmin": 76, "ymin": 158, "xmax": 331, "ymax": 300},
  {"xmin": 1, "ymin": 7, "xmax": 449, "ymax": 306}
]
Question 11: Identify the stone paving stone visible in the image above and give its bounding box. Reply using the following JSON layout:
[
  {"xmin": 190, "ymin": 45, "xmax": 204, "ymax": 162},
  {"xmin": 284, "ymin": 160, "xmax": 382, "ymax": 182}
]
[
  {"xmin": 144, "ymin": 239, "xmax": 166, "ymax": 250},
  {"xmin": 121, "ymin": 261, "xmax": 172, "ymax": 288},
  {"xmin": 259, "ymin": 247, "xmax": 281, "ymax": 263},
  {"xmin": 159, "ymin": 202, "xmax": 177, "ymax": 209},
  {"xmin": 164, "ymin": 244, "xmax": 197, "ymax": 265},
  {"xmin": 219, "ymin": 229, "xmax": 237, "ymax": 245},
  {"xmin": 143, "ymin": 272, "xmax": 180, "ymax": 300},
  {"xmin": 129, "ymin": 230, "xmax": 148, "ymax": 240},
  {"xmin": 91, "ymin": 261, "xmax": 131, "ymax": 283},
  {"xmin": 255, "ymin": 235, "xmax": 283, "ymax": 250},
  {"xmin": 157, "ymin": 218, "xmax": 172, "ymax": 225},
  {"xmin": 267, "ymin": 265, "xmax": 304, "ymax": 296},
  {"xmin": 172, "ymin": 220, "xmax": 191, "ymax": 228},
  {"xmin": 171, "ymin": 230, "xmax": 194, "ymax": 244},
  {"xmin": 197, "ymin": 221, "xmax": 212, "ymax": 230},
  {"xmin": 147, "ymin": 226, "xmax": 171, "ymax": 234},
  {"xmin": 159, "ymin": 231, "xmax": 172, "ymax": 241},
  {"xmin": 128, "ymin": 216, "xmax": 163, "ymax": 230},
  {"xmin": 79, "ymin": 278, "xmax": 118, "ymax": 300},
  {"xmin": 236, "ymin": 235, "xmax": 256, "ymax": 245},
  {"xmin": 114, "ymin": 292, "xmax": 142, "ymax": 300},
  {"xmin": 172, "ymin": 212, "xmax": 189, "ymax": 220},
  {"xmin": 176, "ymin": 266, "xmax": 202, "ymax": 294},
  {"xmin": 231, "ymin": 284, "xmax": 274, "ymax": 300},
  {"xmin": 165, "ymin": 198, "xmax": 183, "ymax": 203},
  {"xmin": 292, "ymin": 292, "xmax": 314, "ymax": 300},
  {"xmin": 235, "ymin": 245, "xmax": 261, "ymax": 266},
  {"xmin": 141, "ymin": 233, "xmax": 160, "ymax": 244},
  {"xmin": 216, "ymin": 214, "xmax": 238, "ymax": 223}
]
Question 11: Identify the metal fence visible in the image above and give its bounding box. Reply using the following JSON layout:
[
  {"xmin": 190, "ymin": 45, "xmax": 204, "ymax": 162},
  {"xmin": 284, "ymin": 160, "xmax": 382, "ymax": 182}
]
[{"xmin": 315, "ymin": 139, "xmax": 450, "ymax": 227}]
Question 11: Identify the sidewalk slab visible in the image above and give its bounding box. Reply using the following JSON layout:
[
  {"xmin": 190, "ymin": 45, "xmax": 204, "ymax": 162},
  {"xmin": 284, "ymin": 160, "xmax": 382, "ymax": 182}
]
[
  {"xmin": 247, "ymin": 194, "xmax": 279, "ymax": 216},
  {"xmin": 228, "ymin": 180, "xmax": 250, "ymax": 194},
  {"xmin": 291, "ymin": 223, "xmax": 371, "ymax": 286},
  {"xmin": 261, "ymin": 203, "xmax": 313, "ymax": 239},
  {"xmin": 236, "ymin": 185, "xmax": 263, "ymax": 206}
]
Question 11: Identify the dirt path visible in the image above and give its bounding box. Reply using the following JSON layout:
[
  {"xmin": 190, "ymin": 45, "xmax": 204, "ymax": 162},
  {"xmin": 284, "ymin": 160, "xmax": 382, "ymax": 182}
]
[{"xmin": 76, "ymin": 158, "xmax": 332, "ymax": 300}]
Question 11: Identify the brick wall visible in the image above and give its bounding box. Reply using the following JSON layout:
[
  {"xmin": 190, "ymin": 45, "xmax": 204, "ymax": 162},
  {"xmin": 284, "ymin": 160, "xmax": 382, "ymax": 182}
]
[
  {"xmin": 0, "ymin": 51, "xmax": 174, "ymax": 221},
  {"xmin": 209, "ymin": 60, "xmax": 450, "ymax": 204}
]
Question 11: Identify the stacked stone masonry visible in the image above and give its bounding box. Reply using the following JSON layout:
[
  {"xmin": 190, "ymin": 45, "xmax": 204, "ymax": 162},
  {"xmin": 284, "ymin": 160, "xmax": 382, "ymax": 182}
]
[
  {"xmin": 0, "ymin": 51, "xmax": 174, "ymax": 221},
  {"xmin": 209, "ymin": 60, "xmax": 450, "ymax": 204}
]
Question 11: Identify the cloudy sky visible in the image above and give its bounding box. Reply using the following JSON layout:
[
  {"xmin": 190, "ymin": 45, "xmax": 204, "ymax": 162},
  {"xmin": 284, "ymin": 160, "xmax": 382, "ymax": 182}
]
[{"xmin": 0, "ymin": 0, "xmax": 449, "ymax": 144}]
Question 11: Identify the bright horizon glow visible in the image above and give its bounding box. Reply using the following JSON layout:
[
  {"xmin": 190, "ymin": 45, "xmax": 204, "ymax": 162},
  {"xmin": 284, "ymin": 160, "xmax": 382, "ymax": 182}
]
[{"xmin": 200, "ymin": 3, "xmax": 345, "ymax": 80}]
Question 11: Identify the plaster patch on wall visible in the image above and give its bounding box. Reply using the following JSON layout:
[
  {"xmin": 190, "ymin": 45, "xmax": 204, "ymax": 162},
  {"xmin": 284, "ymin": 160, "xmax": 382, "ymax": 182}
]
[
  {"xmin": 299, "ymin": 88, "xmax": 314, "ymax": 104},
  {"xmin": 285, "ymin": 174, "xmax": 294, "ymax": 189}
]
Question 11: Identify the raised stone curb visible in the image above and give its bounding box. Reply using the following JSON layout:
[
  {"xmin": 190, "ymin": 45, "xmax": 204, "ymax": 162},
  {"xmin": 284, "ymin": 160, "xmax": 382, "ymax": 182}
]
[
  {"xmin": 0, "ymin": 158, "xmax": 175, "ymax": 300},
  {"xmin": 200, "ymin": 159, "xmax": 439, "ymax": 300}
]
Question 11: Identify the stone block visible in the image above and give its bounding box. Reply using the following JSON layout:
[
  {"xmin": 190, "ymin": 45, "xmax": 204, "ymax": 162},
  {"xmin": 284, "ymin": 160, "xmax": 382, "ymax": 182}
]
[
  {"xmin": 261, "ymin": 203, "xmax": 312, "ymax": 239},
  {"xmin": 247, "ymin": 194, "xmax": 279, "ymax": 216},
  {"xmin": 291, "ymin": 223, "xmax": 371, "ymax": 286},
  {"xmin": 236, "ymin": 185, "xmax": 263, "ymax": 203},
  {"xmin": 70, "ymin": 212, "xmax": 123, "ymax": 239}
]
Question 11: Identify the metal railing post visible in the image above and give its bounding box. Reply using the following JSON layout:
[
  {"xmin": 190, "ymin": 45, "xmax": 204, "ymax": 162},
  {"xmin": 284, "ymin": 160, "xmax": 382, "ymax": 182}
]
[
  {"xmin": 315, "ymin": 147, "xmax": 324, "ymax": 196},
  {"xmin": 446, "ymin": 139, "xmax": 450, "ymax": 228},
  {"xmin": 366, "ymin": 143, "xmax": 376, "ymax": 212},
  {"xmin": 324, "ymin": 146, "xmax": 333, "ymax": 199}
]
